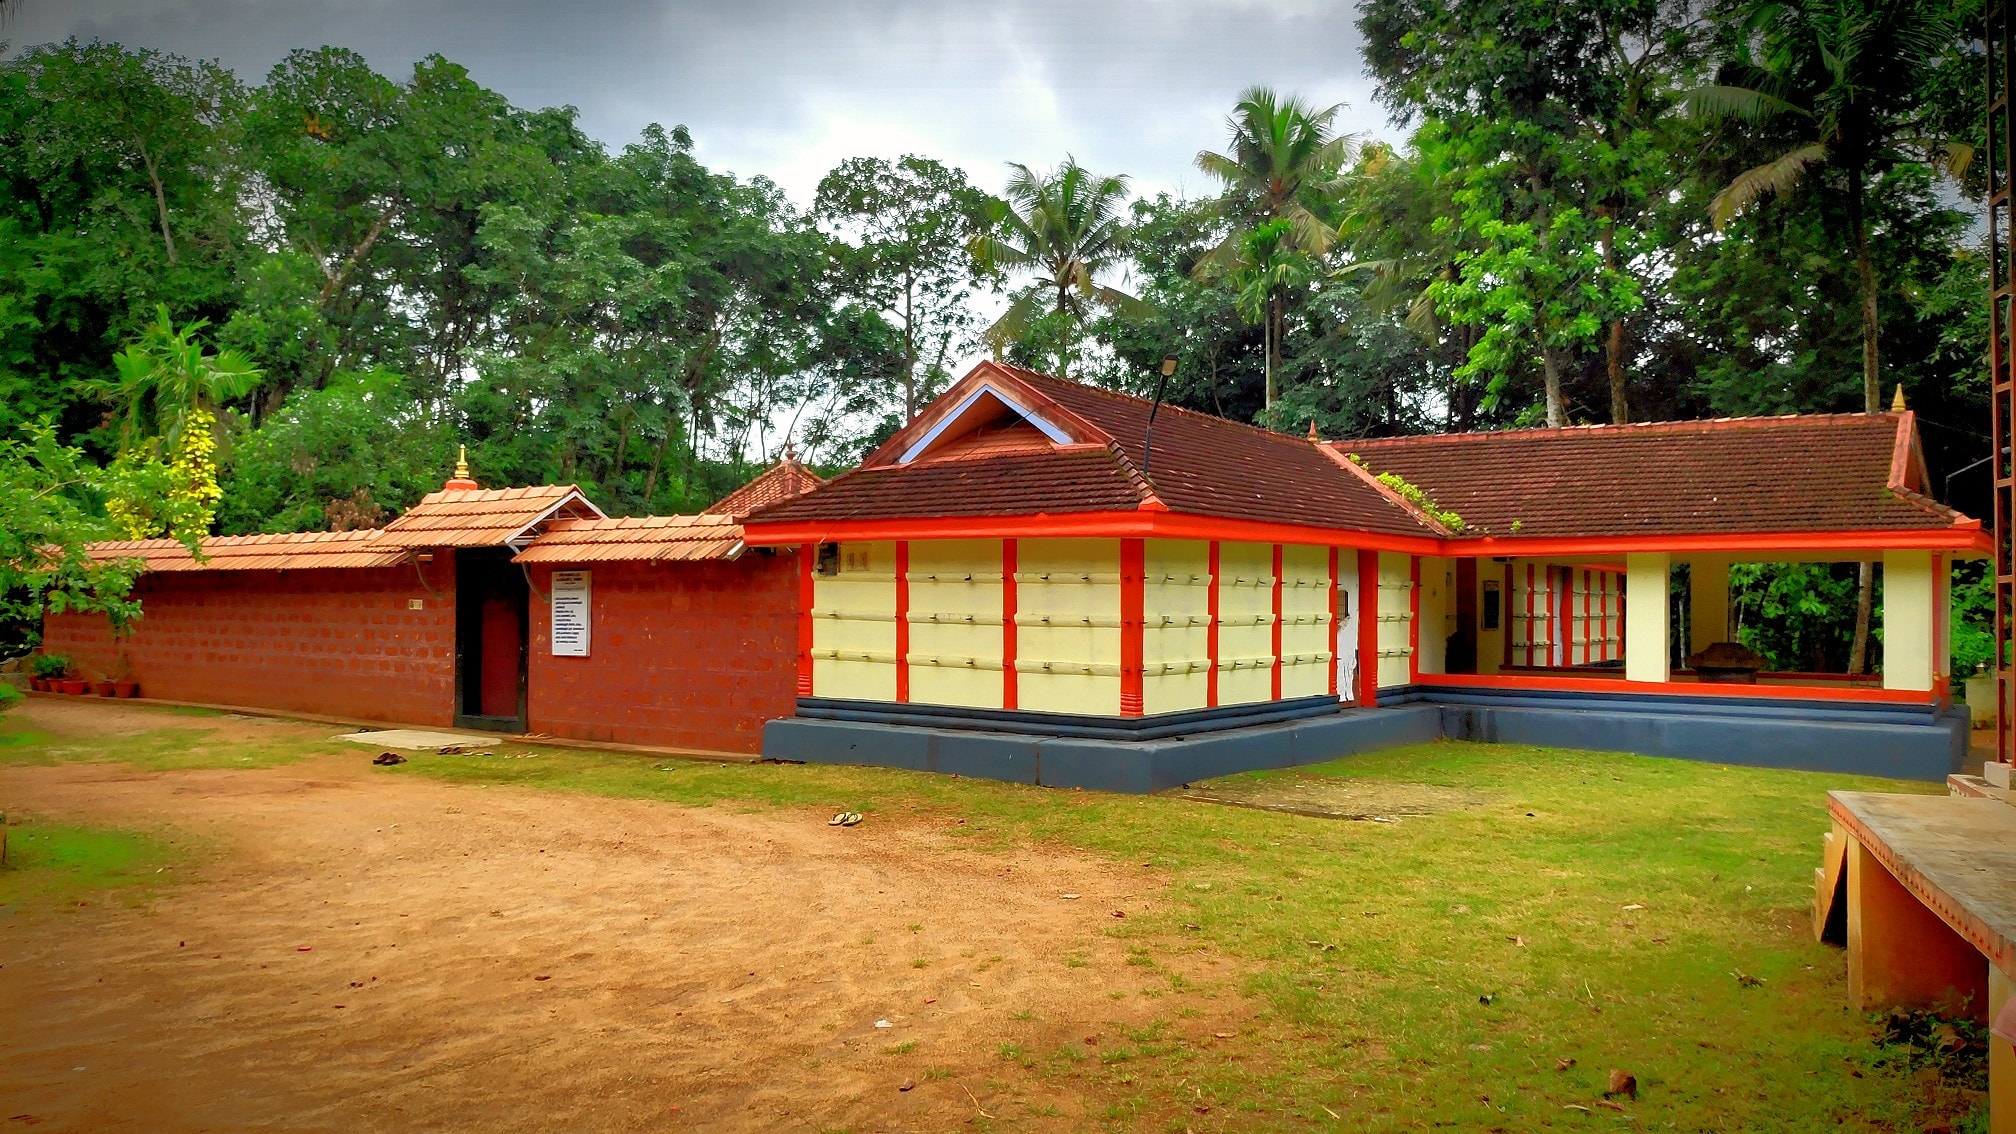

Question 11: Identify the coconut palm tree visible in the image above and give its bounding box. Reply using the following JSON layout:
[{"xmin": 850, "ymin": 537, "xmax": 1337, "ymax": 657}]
[
  {"xmin": 1688, "ymin": 0, "xmax": 1965, "ymax": 415},
  {"xmin": 1688, "ymin": 0, "xmax": 1966, "ymax": 675},
  {"xmin": 1194, "ymin": 86, "xmax": 1357, "ymax": 412},
  {"xmin": 969, "ymin": 158, "xmax": 1145, "ymax": 378}
]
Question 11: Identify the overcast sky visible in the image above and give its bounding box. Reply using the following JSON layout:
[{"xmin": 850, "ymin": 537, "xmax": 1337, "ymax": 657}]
[{"xmin": 8, "ymin": 0, "xmax": 1400, "ymax": 204}]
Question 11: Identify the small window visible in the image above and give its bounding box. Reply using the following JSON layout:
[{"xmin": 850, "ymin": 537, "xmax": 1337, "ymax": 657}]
[{"xmin": 815, "ymin": 542, "xmax": 839, "ymax": 577}]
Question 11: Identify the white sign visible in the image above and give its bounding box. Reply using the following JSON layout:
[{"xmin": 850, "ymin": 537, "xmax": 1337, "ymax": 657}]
[{"xmin": 550, "ymin": 570, "xmax": 591, "ymax": 657}]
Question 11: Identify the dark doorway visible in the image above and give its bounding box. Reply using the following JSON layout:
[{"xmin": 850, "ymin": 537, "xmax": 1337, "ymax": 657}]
[
  {"xmin": 455, "ymin": 550, "xmax": 528, "ymax": 732},
  {"xmin": 1447, "ymin": 558, "xmax": 1479, "ymax": 674}
]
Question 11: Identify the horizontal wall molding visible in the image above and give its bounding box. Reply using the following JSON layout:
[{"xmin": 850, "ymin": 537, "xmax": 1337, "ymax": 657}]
[{"xmin": 792, "ymin": 693, "xmax": 1343, "ymax": 741}]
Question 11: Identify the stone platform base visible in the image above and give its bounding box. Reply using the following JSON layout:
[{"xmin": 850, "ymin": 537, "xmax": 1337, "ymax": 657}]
[{"xmin": 762, "ymin": 687, "xmax": 1968, "ymax": 793}]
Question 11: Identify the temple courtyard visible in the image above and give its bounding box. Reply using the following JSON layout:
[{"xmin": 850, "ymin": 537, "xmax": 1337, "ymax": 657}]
[{"xmin": 0, "ymin": 697, "xmax": 1993, "ymax": 1132}]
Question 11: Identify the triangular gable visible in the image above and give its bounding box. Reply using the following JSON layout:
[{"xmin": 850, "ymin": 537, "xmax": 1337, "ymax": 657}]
[{"xmin": 863, "ymin": 362, "xmax": 1108, "ymax": 469}]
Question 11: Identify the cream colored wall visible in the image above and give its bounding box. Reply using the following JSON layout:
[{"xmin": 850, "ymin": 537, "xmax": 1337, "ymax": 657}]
[
  {"xmin": 1015, "ymin": 538, "xmax": 1122, "ymax": 714},
  {"xmin": 1215, "ymin": 541, "xmax": 1275, "ymax": 706},
  {"xmin": 906, "ymin": 539, "xmax": 1004, "ymax": 709},
  {"xmin": 1377, "ymin": 552, "xmax": 1415, "ymax": 688},
  {"xmin": 1415, "ymin": 556, "xmax": 1454, "ymax": 677},
  {"xmin": 811, "ymin": 540, "xmax": 898, "ymax": 700},
  {"xmin": 1142, "ymin": 540, "xmax": 1212, "ymax": 716},
  {"xmin": 1882, "ymin": 549, "xmax": 1935, "ymax": 692},
  {"xmin": 1279, "ymin": 544, "xmax": 1333, "ymax": 698}
]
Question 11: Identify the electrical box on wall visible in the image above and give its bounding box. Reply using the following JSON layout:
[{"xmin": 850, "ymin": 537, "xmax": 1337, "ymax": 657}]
[{"xmin": 407, "ymin": 598, "xmax": 424, "ymax": 611}]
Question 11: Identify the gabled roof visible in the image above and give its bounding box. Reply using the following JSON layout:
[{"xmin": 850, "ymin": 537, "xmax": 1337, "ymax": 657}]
[
  {"xmin": 751, "ymin": 362, "xmax": 1441, "ymax": 538},
  {"xmin": 512, "ymin": 514, "xmax": 744, "ymax": 564},
  {"xmin": 706, "ymin": 457, "xmax": 825, "ymax": 520},
  {"xmin": 84, "ymin": 529, "xmax": 408, "ymax": 572},
  {"xmin": 1339, "ymin": 412, "xmax": 1970, "ymax": 538},
  {"xmin": 380, "ymin": 485, "xmax": 604, "ymax": 549}
]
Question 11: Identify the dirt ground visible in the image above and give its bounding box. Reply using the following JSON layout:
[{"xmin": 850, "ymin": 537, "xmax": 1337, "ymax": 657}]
[{"xmin": 0, "ymin": 703, "xmax": 1253, "ymax": 1133}]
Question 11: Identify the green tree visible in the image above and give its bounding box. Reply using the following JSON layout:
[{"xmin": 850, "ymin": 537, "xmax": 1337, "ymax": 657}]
[
  {"xmin": 100, "ymin": 305, "xmax": 261, "ymax": 542},
  {"xmin": 1688, "ymin": 0, "xmax": 1968, "ymax": 414},
  {"xmin": 1194, "ymin": 87, "xmax": 1355, "ymax": 414},
  {"xmin": 814, "ymin": 155, "xmax": 990, "ymax": 421},
  {"xmin": 0, "ymin": 423, "xmax": 148, "ymax": 656},
  {"xmin": 969, "ymin": 158, "xmax": 1145, "ymax": 378}
]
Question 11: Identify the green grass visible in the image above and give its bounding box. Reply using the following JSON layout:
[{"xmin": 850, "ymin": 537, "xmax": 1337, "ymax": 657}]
[
  {"xmin": 383, "ymin": 738, "xmax": 1974, "ymax": 1131},
  {"xmin": 0, "ymin": 720, "xmax": 342, "ymax": 771},
  {"xmin": 0, "ymin": 699, "xmax": 1983, "ymax": 1129},
  {"xmin": 0, "ymin": 816, "xmax": 186, "ymax": 911}
]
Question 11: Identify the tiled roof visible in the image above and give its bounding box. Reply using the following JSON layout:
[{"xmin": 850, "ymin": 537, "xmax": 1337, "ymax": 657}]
[
  {"xmin": 752, "ymin": 445, "xmax": 1150, "ymax": 522},
  {"xmin": 707, "ymin": 458, "xmax": 826, "ymax": 520},
  {"xmin": 83, "ymin": 529, "xmax": 408, "ymax": 572},
  {"xmin": 512, "ymin": 514, "xmax": 745, "ymax": 563},
  {"xmin": 380, "ymin": 485, "xmax": 602, "ymax": 548},
  {"xmin": 1004, "ymin": 367, "xmax": 1442, "ymax": 538},
  {"xmin": 753, "ymin": 363, "xmax": 1442, "ymax": 536},
  {"xmin": 1339, "ymin": 413, "xmax": 1966, "ymax": 538}
]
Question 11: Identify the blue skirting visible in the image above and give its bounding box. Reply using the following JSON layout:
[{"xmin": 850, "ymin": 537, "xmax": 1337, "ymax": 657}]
[{"xmin": 761, "ymin": 685, "xmax": 1968, "ymax": 792}]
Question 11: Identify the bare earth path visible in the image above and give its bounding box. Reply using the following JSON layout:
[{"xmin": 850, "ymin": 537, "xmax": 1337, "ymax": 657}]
[{"xmin": 0, "ymin": 713, "xmax": 1251, "ymax": 1133}]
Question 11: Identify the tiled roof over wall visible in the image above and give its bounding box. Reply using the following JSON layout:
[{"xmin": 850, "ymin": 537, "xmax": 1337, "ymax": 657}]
[
  {"xmin": 512, "ymin": 515, "xmax": 745, "ymax": 563},
  {"xmin": 1340, "ymin": 414, "xmax": 1964, "ymax": 538},
  {"xmin": 83, "ymin": 529, "xmax": 408, "ymax": 572},
  {"xmin": 379, "ymin": 485, "xmax": 601, "ymax": 548}
]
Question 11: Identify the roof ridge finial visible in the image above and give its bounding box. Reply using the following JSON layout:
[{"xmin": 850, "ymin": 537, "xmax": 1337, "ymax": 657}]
[
  {"xmin": 782, "ymin": 439, "xmax": 797, "ymax": 463},
  {"xmin": 445, "ymin": 444, "xmax": 480, "ymax": 491},
  {"xmin": 1307, "ymin": 420, "xmax": 1320, "ymax": 443},
  {"xmin": 1891, "ymin": 384, "xmax": 1906, "ymax": 413}
]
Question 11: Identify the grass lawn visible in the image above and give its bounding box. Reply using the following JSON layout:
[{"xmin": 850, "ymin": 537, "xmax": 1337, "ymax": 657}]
[
  {"xmin": 0, "ymin": 701, "xmax": 1985, "ymax": 1130},
  {"xmin": 0, "ymin": 816, "xmax": 185, "ymax": 912},
  {"xmin": 385, "ymin": 736, "xmax": 1977, "ymax": 1131}
]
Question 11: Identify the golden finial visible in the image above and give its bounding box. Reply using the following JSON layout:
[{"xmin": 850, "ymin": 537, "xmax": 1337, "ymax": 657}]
[
  {"xmin": 1890, "ymin": 384, "xmax": 1906, "ymax": 413},
  {"xmin": 1307, "ymin": 420, "xmax": 1320, "ymax": 443},
  {"xmin": 454, "ymin": 444, "xmax": 470, "ymax": 479}
]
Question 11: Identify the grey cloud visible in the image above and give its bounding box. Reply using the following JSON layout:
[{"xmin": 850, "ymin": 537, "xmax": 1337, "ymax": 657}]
[{"xmin": 7, "ymin": 0, "xmax": 1396, "ymax": 201}]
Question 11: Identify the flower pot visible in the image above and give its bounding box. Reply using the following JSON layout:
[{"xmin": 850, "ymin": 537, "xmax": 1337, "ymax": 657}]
[
  {"xmin": 113, "ymin": 682, "xmax": 138, "ymax": 699},
  {"xmin": 30, "ymin": 678, "xmax": 46, "ymax": 692},
  {"xmin": 60, "ymin": 679, "xmax": 88, "ymax": 695},
  {"xmin": 91, "ymin": 680, "xmax": 115, "ymax": 697}
]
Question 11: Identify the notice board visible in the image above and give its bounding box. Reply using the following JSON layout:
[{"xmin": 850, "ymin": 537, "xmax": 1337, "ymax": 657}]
[{"xmin": 550, "ymin": 570, "xmax": 591, "ymax": 656}]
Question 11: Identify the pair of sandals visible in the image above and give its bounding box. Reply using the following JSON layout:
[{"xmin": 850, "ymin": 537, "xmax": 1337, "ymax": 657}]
[{"xmin": 827, "ymin": 811, "xmax": 863, "ymax": 827}]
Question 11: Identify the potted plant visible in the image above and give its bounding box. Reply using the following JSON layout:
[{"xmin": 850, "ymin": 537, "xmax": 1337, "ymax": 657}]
[
  {"xmin": 28, "ymin": 654, "xmax": 70, "ymax": 693},
  {"xmin": 90, "ymin": 670, "xmax": 115, "ymax": 697},
  {"xmin": 106, "ymin": 654, "xmax": 139, "ymax": 699}
]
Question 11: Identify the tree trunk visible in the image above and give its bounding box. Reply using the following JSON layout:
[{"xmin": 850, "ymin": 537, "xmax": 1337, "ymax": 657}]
[
  {"xmin": 1846, "ymin": 163, "xmax": 1881, "ymax": 415},
  {"xmin": 137, "ymin": 141, "xmax": 177, "ymax": 265},
  {"xmin": 1846, "ymin": 161, "xmax": 1880, "ymax": 673},
  {"xmin": 1599, "ymin": 218, "xmax": 1628, "ymax": 424},
  {"xmin": 902, "ymin": 276, "xmax": 917, "ymax": 421},
  {"xmin": 1540, "ymin": 345, "xmax": 1566, "ymax": 428}
]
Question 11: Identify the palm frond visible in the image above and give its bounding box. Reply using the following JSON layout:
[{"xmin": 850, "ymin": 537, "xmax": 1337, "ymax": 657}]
[
  {"xmin": 1685, "ymin": 83, "xmax": 1808, "ymax": 123},
  {"xmin": 1710, "ymin": 141, "xmax": 1828, "ymax": 229}
]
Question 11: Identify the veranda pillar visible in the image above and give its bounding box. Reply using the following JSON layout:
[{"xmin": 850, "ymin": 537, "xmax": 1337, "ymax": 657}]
[
  {"xmin": 1625, "ymin": 552, "xmax": 1671, "ymax": 684},
  {"xmin": 1882, "ymin": 550, "xmax": 1936, "ymax": 693}
]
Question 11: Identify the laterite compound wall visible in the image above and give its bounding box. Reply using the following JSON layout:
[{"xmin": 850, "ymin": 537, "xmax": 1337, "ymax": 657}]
[
  {"xmin": 525, "ymin": 552, "xmax": 800, "ymax": 754},
  {"xmin": 39, "ymin": 561, "xmax": 459, "ymax": 726}
]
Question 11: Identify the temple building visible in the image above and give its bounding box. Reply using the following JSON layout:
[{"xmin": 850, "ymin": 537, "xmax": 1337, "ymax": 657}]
[{"xmin": 39, "ymin": 362, "xmax": 1986, "ymax": 790}]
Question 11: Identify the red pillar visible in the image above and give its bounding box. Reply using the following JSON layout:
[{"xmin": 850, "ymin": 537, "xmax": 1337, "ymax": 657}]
[
  {"xmin": 1120, "ymin": 538, "xmax": 1145, "ymax": 717},
  {"xmin": 894, "ymin": 540, "xmax": 910, "ymax": 703},
  {"xmin": 1409, "ymin": 555, "xmax": 1422, "ymax": 683},
  {"xmin": 1002, "ymin": 538, "xmax": 1018, "ymax": 710},
  {"xmin": 1206, "ymin": 541, "xmax": 1221, "ymax": 708},
  {"xmin": 1327, "ymin": 546, "xmax": 1340, "ymax": 698},
  {"xmin": 1270, "ymin": 543, "xmax": 1285, "ymax": 700},
  {"xmin": 797, "ymin": 544, "xmax": 815, "ymax": 697},
  {"xmin": 1357, "ymin": 549, "xmax": 1380, "ymax": 707}
]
